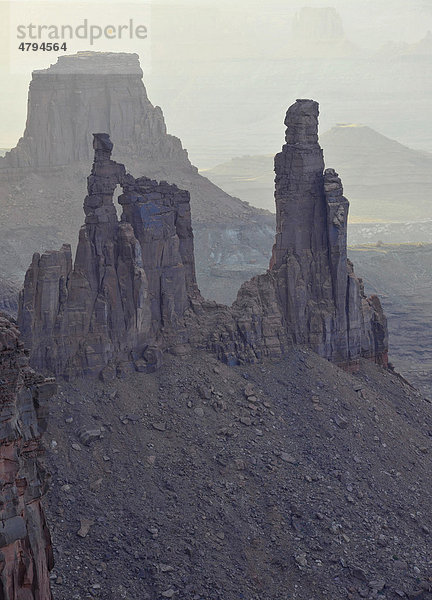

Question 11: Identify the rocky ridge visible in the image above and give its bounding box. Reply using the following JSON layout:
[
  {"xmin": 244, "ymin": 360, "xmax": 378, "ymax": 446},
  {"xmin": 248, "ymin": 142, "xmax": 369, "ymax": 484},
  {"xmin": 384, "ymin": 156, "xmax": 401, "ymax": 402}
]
[
  {"xmin": 18, "ymin": 101, "xmax": 388, "ymax": 378},
  {"xmin": 0, "ymin": 312, "xmax": 56, "ymax": 598}
]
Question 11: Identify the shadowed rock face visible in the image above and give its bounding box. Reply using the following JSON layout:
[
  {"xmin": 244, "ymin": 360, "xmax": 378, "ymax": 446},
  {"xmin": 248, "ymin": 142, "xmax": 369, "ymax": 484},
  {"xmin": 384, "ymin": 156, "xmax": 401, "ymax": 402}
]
[
  {"xmin": 210, "ymin": 101, "xmax": 388, "ymax": 369},
  {"xmin": 18, "ymin": 101, "xmax": 388, "ymax": 378},
  {"xmin": 19, "ymin": 134, "xmax": 200, "ymax": 379},
  {"xmin": 0, "ymin": 313, "xmax": 56, "ymax": 599}
]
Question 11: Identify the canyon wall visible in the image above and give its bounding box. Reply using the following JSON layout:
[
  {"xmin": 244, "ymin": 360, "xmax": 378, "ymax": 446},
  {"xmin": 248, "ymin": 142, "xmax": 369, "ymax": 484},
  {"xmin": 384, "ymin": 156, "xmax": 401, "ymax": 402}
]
[
  {"xmin": 18, "ymin": 101, "xmax": 388, "ymax": 377},
  {"xmin": 0, "ymin": 313, "xmax": 55, "ymax": 599}
]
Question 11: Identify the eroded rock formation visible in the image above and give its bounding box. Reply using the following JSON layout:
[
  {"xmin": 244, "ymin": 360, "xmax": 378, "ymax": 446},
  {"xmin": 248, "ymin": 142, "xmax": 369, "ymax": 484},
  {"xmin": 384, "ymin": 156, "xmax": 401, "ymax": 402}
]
[
  {"xmin": 271, "ymin": 100, "xmax": 387, "ymax": 366},
  {"xmin": 0, "ymin": 313, "xmax": 55, "ymax": 598},
  {"xmin": 19, "ymin": 133, "xmax": 200, "ymax": 379},
  {"xmin": 211, "ymin": 101, "xmax": 388, "ymax": 368},
  {"xmin": 18, "ymin": 100, "xmax": 388, "ymax": 377}
]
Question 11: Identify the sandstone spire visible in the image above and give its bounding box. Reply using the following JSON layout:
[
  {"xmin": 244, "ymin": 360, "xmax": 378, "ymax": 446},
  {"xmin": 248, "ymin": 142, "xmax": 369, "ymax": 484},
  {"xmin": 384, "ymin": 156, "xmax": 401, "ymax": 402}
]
[
  {"xmin": 272, "ymin": 99, "xmax": 325, "ymax": 266},
  {"xmin": 212, "ymin": 100, "xmax": 388, "ymax": 369},
  {"xmin": 265, "ymin": 99, "xmax": 387, "ymax": 366},
  {"xmin": 19, "ymin": 134, "xmax": 199, "ymax": 379}
]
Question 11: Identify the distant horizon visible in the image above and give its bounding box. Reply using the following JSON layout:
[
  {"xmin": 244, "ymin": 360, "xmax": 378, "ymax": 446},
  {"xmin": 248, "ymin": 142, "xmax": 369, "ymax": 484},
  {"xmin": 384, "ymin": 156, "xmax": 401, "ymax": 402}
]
[{"xmin": 1, "ymin": 1, "xmax": 431, "ymax": 164}]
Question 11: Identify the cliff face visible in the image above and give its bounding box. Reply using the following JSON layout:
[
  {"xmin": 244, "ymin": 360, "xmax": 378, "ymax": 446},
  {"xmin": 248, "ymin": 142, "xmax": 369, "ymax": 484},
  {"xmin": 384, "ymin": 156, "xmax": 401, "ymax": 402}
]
[
  {"xmin": 3, "ymin": 53, "xmax": 189, "ymax": 170},
  {"xmin": 19, "ymin": 134, "xmax": 200, "ymax": 379},
  {"xmin": 18, "ymin": 100, "xmax": 388, "ymax": 377},
  {"xmin": 0, "ymin": 52, "xmax": 273, "ymax": 306},
  {"xmin": 0, "ymin": 313, "xmax": 56, "ymax": 599}
]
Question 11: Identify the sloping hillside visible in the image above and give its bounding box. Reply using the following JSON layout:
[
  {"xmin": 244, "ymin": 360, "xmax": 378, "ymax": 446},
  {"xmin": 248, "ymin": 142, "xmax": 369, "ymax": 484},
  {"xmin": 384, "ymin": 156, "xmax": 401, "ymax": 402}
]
[{"xmin": 45, "ymin": 349, "xmax": 432, "ymax": 600}]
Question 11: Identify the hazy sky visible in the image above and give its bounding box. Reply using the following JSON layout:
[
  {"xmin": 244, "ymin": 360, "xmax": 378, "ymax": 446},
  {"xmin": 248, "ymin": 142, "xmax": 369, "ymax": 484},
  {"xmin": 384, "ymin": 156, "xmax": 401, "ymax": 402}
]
[{"xmin": 0, "ymin": 0, "xmax": 431, "ymax": 162}]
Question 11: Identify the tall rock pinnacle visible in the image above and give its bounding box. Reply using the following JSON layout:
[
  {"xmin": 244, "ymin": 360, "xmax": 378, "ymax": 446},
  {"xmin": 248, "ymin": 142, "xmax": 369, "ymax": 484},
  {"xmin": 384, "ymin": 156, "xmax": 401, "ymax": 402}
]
[
  {"xmin": 213, "ymin": 100, "xmax": 388, "ymax": 369},
  {"xmin": 272, "ymin": 99, "xmax": 325, "ymax": 266},
  {"xmin": 268, "ymin": 99, "xmax": 387, "ymax": 366}
]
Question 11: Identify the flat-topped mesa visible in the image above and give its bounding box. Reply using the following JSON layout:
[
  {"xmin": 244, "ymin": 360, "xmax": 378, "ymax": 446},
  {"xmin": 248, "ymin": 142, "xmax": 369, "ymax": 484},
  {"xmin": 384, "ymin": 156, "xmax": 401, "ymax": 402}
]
[
  {"xmin": 33, "ymin": 51, "xmax": 144, "ymax": 76},
  {"xmin": 1, "ymin": 52, "xmax": 188, "ymax": 169},
  {"xmin": 0, "ymin": 313, "xmax": 56, "ymax": 598},
  {"xmin": 292, "ymin": 8, "xmax": 345, "ymax": 43},
  {"xmin": 18, "ymin": 134, "xmax": 200, "ymax": 379}
]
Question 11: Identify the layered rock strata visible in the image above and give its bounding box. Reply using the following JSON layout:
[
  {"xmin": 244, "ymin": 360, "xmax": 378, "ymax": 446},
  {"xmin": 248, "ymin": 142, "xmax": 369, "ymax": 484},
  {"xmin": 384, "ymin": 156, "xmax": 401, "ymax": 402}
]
[
  {"xmin": 18, "ymin": 100, "xmax": 388, "ymax": 377},
  {"xmin": 0, "ymin": 312, "xmax": 56, "ymax": 598}
]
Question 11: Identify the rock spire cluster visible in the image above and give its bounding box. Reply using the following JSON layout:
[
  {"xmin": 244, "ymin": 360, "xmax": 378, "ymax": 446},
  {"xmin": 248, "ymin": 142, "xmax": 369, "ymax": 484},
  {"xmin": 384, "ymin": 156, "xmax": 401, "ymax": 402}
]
[{"xmin": 18, "ymin": 101, "xmax": 388, "ymax": 377}]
